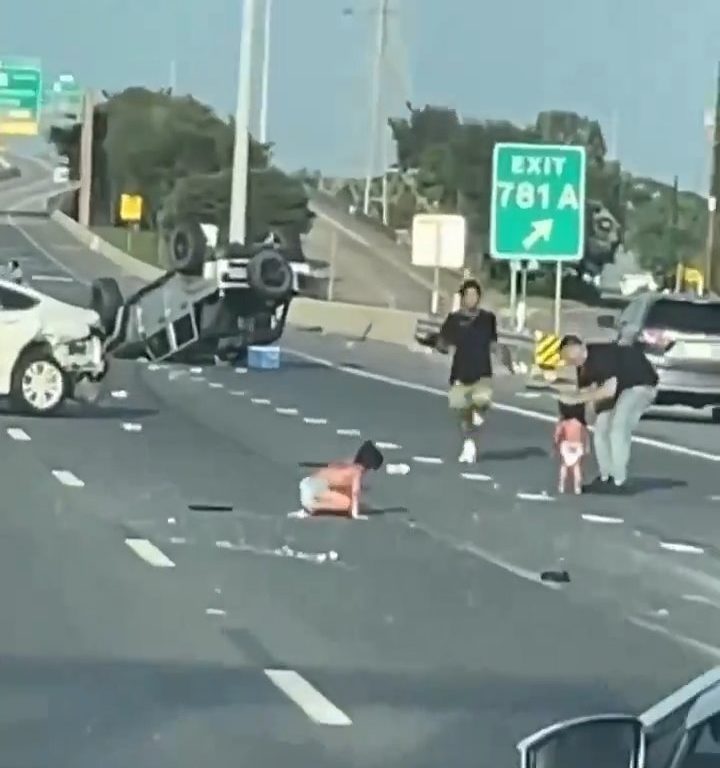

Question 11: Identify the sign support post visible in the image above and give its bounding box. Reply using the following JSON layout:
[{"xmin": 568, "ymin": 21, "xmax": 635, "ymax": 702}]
[{"xmin": 489, "ymin": 142, "xmax": 586, "ymax": 335}]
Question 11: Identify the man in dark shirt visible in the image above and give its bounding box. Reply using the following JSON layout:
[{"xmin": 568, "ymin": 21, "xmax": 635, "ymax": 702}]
[
  {"xmin": 558, "ymin": 335, "xmax": 658, "ymax": 493},
  {"xmin": 437, "ymin": 279, "xmax": 512, "ymax": 463}
]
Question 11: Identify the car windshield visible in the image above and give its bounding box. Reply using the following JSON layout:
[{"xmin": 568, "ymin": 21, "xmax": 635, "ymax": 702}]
[{"xmin": 645, "ymin": 300, "xmax": 720, "ymax": 335}]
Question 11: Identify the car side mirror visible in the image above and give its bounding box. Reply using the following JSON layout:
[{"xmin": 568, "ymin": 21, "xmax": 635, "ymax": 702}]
[
  {"xmin": 517, "ymin": 714, "xmax": 646, "ymax": 768},
  {"xmin": 597, "ymin": 314, "xmax": 617, "ymax": 330}
]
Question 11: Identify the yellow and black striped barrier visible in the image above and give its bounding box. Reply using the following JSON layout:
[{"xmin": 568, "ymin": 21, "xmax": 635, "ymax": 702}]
[{"xmin": 533, "ymin": 331, "xmax": 561, "ymax": 370}]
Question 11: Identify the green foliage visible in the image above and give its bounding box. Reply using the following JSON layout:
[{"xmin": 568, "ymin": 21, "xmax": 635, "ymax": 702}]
[
  {"xmin": 386, "ymin": 104, "xmax": 706, "ymax": 272},
  {"xmin": 48, "ymin": 87, "xmax": 311, "ymax": 244}
]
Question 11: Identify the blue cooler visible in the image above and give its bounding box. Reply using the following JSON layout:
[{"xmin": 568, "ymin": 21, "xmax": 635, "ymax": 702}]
[{"xmin": 248, "ymin": 345, "xmax": 280, "ymax": 370}]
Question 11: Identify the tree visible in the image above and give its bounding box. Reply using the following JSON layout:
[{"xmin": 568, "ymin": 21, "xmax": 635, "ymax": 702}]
[
  {"xmin": 384, "ymin": 102, "xmax": 706, "ymax": 275},
  {"xmin": 47, "ymin": 86, "xmax": 311, "ymax": 245}
]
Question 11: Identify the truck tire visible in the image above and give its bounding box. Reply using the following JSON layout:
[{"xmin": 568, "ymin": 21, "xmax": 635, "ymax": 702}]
[
  {"xmin": 247, "ymin": 249, "xmax": 293, "ymax": 300},
  {"xmin": 90, "ymin": 277, "xmax": 123, "ymax": 334},
  {"xmin": 169, "ymin": 221, "xmax": 206, "ymax": 274},
  {"xmin": 10, "ymin": 346, "xmax": 66, "ymax": 415}
]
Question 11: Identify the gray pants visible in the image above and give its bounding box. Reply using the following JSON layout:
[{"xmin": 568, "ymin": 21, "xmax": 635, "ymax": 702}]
[{"xmin": 593, "ymin": 386, "xmax": 657, "ymax": 485}]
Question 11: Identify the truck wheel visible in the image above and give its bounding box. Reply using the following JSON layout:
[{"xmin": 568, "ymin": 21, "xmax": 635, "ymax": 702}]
[
  {"xmin": 169, "ymin": 221, "xmax": 206, "ymax": 274},
  {"xmin": 90, "ymin": 277, "xmax": 123, "ymax": 334},
  {"xmin": 247, "ymin": 249, "xmax": 293, "ymax": 300},
  {"xmin": 10, "ymin": 347, "xmax": 66, "ymax": 415}
]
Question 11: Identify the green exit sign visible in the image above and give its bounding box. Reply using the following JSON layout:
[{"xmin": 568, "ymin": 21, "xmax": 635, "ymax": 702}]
[{"xmin": 490, "ymin": 143, "xmax": 586, "ymax": 262}]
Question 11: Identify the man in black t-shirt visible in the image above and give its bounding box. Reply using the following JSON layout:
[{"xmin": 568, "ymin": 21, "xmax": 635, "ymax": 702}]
[
  {"xmin": 437, "ymin": 279, "xmax": 513, "ymax": 463},
  {"xmin": 558, "ymin": 335, "xmax": 658, "ymax": 493}
]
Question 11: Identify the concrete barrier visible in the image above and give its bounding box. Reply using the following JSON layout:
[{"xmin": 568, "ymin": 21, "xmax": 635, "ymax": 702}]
[
  {"xmin": 51, "ymin": 211, "xmax": 164, "ymax": 282},
  {"xmin": 288, "ymin": 298, "xmax": 423, "ymax": 345},
  {"xmin": 48, "ymin": 212, "xmax": 536, "ymax": 357}
]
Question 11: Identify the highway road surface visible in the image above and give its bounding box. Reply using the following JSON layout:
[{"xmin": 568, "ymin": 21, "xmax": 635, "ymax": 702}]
[{"xmin": 1, "ymin": 159, "xmax": 720, "ymax": 767}]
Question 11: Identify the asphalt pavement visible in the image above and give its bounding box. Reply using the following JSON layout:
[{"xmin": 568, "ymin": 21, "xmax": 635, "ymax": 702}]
[{"xmin": 0, "ymin": 161, "xmax": 719, "ymax": 766}]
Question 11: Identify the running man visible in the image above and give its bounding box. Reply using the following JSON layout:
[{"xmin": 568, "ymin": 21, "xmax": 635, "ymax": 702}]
[
  {"xmin": 437, "ymin": 279, "xmax": 513, "ymax": 463},
  {"xmin": 297, "ymin": 440, "xmax": 384, "ymax": 518},
  {"xmin": 557, "ymin": 334, "xmax": 658, "ymax": 494}
]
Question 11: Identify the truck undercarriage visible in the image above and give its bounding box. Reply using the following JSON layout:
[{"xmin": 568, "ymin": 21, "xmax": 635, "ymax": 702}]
[{"xmin": 93, "ymin": 222, "xmax": 297, "ymax": 363}]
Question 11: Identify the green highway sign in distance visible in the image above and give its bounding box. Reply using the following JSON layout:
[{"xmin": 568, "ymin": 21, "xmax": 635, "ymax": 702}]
[
  {"xmin": 0, "ymin": 58, "xmax": 42, "ymax": 136},
  {"xmin": 490, "ymin": 142, "xmax": 586, "ymax": 261}
]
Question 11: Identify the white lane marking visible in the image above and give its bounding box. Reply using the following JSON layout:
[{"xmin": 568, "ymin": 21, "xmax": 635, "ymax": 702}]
[
  {"xmin": 205, "ymin": 608, "xmax": 227, "ymax": 616},
  {"xmin": 169, "ymin": 537, "xmax": 187, "ymax": 544},
  {"xmin": 190, "ymin": 376, "xmax": 205, "ymax": 382},
  {"xmin": 264, "ymin": 669, "xmax": 352, "ymax": 726},
  {"xmin": 52, "ymin": 470, "xmax": 84, "ymax": 487},
  {"xmin": 461, "ymin": 472, "xmax": 493, "ymax": 481},
  {"xmin": 582, "ymin": 513, "xmax": 624, "ymax": 525},
  {"xmin": 660, "ymin": 541, "xmax": 705, "ymax": 555},
  {"xmin": 122, "ymin": 422, "xmax": 143, "ymax": 432},
  {"xmin": 376, "ymin": 441, "xmax": 401, "ymax": 450},
  {"xmin": 517, "ymin": 491, "xmax": 553, "ymax": 501},
  {"xmin": 628, "ymin": 616, "xmax": 720, "ymax": 661},
  {"xmin": 190, "ymin": 367, "xmax": 203, "ymax": 373},
  {"xmin": 30, "ymin": 273, "xmax": 74, "ymax": 283},
  {"xmin": 124, "ymin": 538, "xmax": 175, "ymax": 568},
  {"xmin": 304, "ymin": 417, "xmax": 327, "ymax": 424},
  {"xmin": 412, "ymin": 456, "xmax": 443, "ymax": 464},
  {"xmin": 407, "ymin": 520, "xmax": 562, "ymax": 590},
  {"xmin": 386, "ymin": 463, "xmax": 411, "ymax": 475},
  {"xmin": 284, "ymin": 349, "xmax": 720, "ymax": 464},
  {"xmin": 683, "ymin": 594, "xmax": 716, "ymax": 606},
  {"xmin": 147, "ymin": 363, "xmax": 161, "ymax": 371},
  {"xmin": 7, "ymin": 217, "xmax": 85, "ymax": 284},
  {"xmin": 229, "ymin": 390, "xmax": 246, "ymax": 396},
  {"xmin": 6, "ymin": 427, "xmax": 30, "ymax": 441},
  {"xmin": 337, "ymin": 428, "xmax": 361, "ymax": 436},
  {"xmin": 111, "ymin": 390, "xmax": 128, "ymax": 399},
  {"xmin": 276, "ymin": 407, "xmax": 299, "ymax": 415},
  {"xmin": 208, "ymin": 382, "xmax": 224, "ymax": 389},
  {"xmin": 235, "ymin": 367, "xmax": 248, "ymax": 374},
  {"xmin": 251, "ymin": 397, "xmax": 271, "ymax": 405},
  {"xmin": 515, "ymin": 391, "xmax": 542, "ymax": 399}
]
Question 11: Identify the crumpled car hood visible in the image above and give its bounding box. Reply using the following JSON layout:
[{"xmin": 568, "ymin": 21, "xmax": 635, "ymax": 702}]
[{"xmin": 36, "ymin": 296, "xmax": 101, "ymax": 343}]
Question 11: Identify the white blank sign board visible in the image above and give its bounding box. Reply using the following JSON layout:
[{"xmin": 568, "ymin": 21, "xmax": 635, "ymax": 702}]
[{"xmin": 411, "ymin": 214, "xmax": 466, "ymax": 269}]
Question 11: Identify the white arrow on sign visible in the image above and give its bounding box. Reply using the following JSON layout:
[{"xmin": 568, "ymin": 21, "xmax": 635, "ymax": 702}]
[{"xmin": 522, "ymin": 219, "xmax": 553, "ymax": 251}]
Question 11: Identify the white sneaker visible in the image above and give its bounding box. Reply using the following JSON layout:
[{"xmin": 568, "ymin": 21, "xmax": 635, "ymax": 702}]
[
  {"xmin": 459, "ymin": 439, "xmax": 477, "ymax": 463},
  {"xmin": 472, "ymin": 411, "xmax": 484, "ymax": 428}
]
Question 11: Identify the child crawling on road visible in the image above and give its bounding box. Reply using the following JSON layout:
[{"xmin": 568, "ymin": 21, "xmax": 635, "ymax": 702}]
[
  {"xmin": 296, "ymin": 440, "xmax": 384, "ymax": 519},
  {"xmin": 554, "ymin": 401, "xmax": 590, "ymax": 495}
]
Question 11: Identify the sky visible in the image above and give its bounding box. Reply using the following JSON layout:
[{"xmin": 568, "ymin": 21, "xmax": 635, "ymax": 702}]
[{"xmin": 2, "ymin": 0, "xmax": 720, "ymax": 192}]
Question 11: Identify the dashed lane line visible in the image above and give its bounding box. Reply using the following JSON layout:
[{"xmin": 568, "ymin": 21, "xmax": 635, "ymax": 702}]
[
  {"xmin": 52, "ymin": 470, "xmax": 84, "ymax": 488},
  {"xmin": 304, "ymin": 417, "xmax": 327, "ymax": 425},
  {"xmin": 284, "ymin": 348, "xmax": 720, "ymax": 464},
  {"xmin": 6, "ymin": 427, "xmax": 30, "ymax": 441},
  {"xmin": 276, "ymin": 407, "xmax": 299, "ymax": 415},
  {"xmin": 124, "ymin": 538, "xmax": 176, "ymax": 568},
  {"xmin": 412, "ymin": 456, "xmax": 443, "ymax": 465},
  {"xmin": 264, "ymin": 669, "xmax": 352, "ymax": 726}
]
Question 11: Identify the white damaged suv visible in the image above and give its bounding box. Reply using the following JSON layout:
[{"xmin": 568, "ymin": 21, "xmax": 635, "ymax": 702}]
[{"xmin": 0, "ymin": 278, "xmax": 108, "ymax": 414}]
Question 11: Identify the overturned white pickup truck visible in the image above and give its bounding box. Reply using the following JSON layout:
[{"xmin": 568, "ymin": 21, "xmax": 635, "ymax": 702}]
[{"xmin": 93, "ymin": 222, "xmax": 297, "ymax": 363}]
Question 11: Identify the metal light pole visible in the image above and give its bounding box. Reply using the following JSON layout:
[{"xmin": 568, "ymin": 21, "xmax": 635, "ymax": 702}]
[
  {"xmin": 229, "ymin": 0, "xmax": 257, "ymax": 245},
  {"xmin": 259, "ymin": 0, "xmax": 272, "ymax": 144},
  {"xmin": 362, "ymin": 0, "xmax": 389, "ymax": 216}
]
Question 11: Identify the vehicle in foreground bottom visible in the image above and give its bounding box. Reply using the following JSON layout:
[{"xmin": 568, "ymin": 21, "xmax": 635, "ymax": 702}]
[
  {"xmin": 0, "ymin": 278, "xmax": 107, "ymax": 414},
  {"xmin": 517, "ymin": 666, "xmax": 720, "ymax": 767}
]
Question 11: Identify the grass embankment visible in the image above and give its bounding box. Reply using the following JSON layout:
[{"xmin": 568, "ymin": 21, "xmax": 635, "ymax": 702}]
[{"xmin": 91, "ymin": 226, "xmax": 161, "ymax": 267}]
